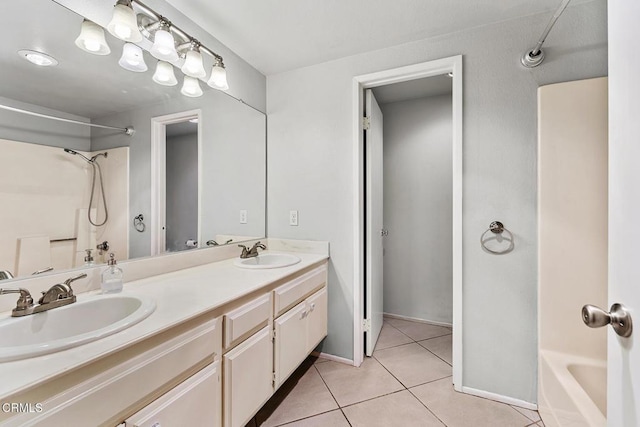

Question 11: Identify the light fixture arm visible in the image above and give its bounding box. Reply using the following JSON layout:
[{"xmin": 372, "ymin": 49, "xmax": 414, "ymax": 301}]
[{"xmin": 131, "ymin": 0, "xmax": 224, "ymax": 63}]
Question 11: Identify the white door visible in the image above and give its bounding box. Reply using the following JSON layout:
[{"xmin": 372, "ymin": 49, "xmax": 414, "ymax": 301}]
[
  {"xmin": 365, "ymin": 89, "xmax": 384, "ymax": 356},
  {"xmin": 607, "ymin": 1, "xmax": 640, "ymax": 424}
]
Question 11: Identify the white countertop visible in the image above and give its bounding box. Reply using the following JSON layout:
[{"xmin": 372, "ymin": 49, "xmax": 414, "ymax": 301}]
[{"xmin": 0, "ymin": 250, "xmax": 328, "ymax": 400}]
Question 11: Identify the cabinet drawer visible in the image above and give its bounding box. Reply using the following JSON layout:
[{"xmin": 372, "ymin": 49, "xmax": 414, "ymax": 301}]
[
  {"xmin": 274, "ymin": 264, "xmax": 327, "ymax": 317},
  {"xmin": 306, "ymin": 287, "xmax": 328, "ymax": 353},
  {"xmin": 125, "ymin": 361, "xmax": 221, "ymax": 427},
  {"xmin": 224, "ymin": 294, "xmax": 271, "ymax": 350},
  {"xmin": 2, "ymin": 318, "xmax": 220, "ymax": 427},
  {"xmin": 223, "ymin": 326, "xmax": 273, "ymax": 427}
]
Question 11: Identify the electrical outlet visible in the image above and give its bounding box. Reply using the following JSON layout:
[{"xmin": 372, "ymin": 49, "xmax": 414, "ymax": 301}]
[
  {"xmin": 289, "ymin": 210, "xmax": 299, "ymax": 226},
  {"xmin": 240, "ymin": 210, "xmax": 248, "ymax": 224}
]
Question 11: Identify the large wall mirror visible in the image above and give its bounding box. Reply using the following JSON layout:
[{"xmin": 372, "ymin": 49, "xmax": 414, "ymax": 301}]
[{"xmin": 0, "ymin": 0, "xmax": 266, "ymax": 281}]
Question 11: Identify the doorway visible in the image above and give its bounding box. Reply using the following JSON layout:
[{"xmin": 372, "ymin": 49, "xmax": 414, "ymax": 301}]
[
  {"xmin": 353, "ymin": 56, "xmax": 463, "ymax": 390},
  {"xmin": 150, "ymin": 110, "xmax": 202, "ymax": 255}
]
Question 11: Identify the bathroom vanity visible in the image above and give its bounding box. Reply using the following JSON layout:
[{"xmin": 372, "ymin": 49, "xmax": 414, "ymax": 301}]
[{"xmin": 0, "ymin": 246, "xmax": 328, "ymax": 427}]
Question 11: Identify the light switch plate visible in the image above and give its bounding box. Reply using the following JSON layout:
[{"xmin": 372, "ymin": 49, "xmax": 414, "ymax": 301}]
[
  {"xmin": 240, "ymin": 210, "xmax": 248, "ymax": 224},
  {"xmin": 289, "ymin": 210, "xmax": 299, "ymax": 226}
]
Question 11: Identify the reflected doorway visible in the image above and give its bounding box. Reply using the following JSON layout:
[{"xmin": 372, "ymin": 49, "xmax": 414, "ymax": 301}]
[{"xmin": 150, "ymin": 110, "xmax": 202, "ymax": 255}]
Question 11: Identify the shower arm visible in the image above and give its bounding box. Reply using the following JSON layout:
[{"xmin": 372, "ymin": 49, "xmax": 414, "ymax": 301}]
[{"xmin": 522, "ymin": 0, "xmax": 572, "ymax": 68}]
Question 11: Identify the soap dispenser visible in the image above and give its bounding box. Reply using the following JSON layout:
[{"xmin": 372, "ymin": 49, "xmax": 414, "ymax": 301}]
[
  {"xmin": 101, "ymin": 253, "xmax": 123, "ymax": 294},
  {"xmin": 84, "ymin": 249, "xmax": 94, "ymax": 266}
]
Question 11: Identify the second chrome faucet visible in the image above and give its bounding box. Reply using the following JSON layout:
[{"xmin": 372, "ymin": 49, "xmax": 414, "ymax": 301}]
[
  {"xmin": 0, "ymin": 273, "xmax": 86, "ymax": 317},
  {"xmin": 238, "ymin": 242, "xmax": 266, "ymax": 259}
]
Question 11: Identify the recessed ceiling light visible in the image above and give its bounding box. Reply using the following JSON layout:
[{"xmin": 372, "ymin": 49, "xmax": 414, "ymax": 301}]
[
  {"xmin": 18, "ymin": 50, "xmax": 58, "ymax": 67},
  {"xmin": 189, "ymin": 118, "xmax": 199, "ymax": 123},
  {"xmin": 447, "ymin": 72, "xmax": 454, "ymax": 78}
]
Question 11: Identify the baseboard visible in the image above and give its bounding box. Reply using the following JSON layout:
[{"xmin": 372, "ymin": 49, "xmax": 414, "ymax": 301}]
[
  {"xmin": 461, "ymin": 386, "xmax": 538, "ymax": 411},
  {"xmin": 311, "ymin": 351, "xmax": 354, "ymax": 366},
  {"xmin": 383, "ymin": 312, "xmax": 453, "ymax": 328}
]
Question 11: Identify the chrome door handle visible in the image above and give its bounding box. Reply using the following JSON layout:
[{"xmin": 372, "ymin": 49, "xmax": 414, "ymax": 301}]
[{"xmin": 582, "ymin": 303, "xmax": 633, "ymax": 338}]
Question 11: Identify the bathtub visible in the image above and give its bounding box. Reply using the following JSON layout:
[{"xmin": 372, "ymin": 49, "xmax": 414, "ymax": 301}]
[{"xmin": 538, "ymin": 350, "xmax": 607, "ymax": 427}]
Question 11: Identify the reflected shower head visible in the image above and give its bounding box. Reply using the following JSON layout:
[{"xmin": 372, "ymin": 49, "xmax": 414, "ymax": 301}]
[{"xmin": 62, "ymin": 148, "xmax": 93, "ymax": 163}]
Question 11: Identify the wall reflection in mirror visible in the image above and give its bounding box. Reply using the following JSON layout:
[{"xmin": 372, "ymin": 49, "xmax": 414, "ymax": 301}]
[{"xmin": 0, "ymin": 0, "xmax": 266, "ymax": 280}]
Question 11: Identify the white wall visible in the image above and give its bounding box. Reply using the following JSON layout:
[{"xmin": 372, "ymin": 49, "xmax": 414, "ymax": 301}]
[
  {"xmin": 267, "ymin": 0, "xmax": 607, "ymax": 403},
  {"xmin": 381, "ymin": 95, "xmax": 453, "ymax": 324}
]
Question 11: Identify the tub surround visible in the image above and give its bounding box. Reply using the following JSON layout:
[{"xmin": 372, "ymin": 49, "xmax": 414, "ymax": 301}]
[
  {"xmin": 0, "ymin": 238, "xmax": 329, "ymax": 403},
  {"xmin": 537, "ymin": 77, "xmax": 608, "ymax": 426}
]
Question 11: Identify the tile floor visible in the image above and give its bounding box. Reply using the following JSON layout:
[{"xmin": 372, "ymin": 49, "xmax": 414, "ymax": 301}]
[{"xmin": 247, "ymin": 317, "xmax": 544, "ymax": 427}]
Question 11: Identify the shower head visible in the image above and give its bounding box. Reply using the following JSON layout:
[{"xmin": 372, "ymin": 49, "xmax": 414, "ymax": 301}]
[
  {"xmin": 62, "ymin": 148, "xmax": 93, "ymax": 163},
  {"xmin": 90, "ymin": 152, "xmax": 108, "ymax": 162}
]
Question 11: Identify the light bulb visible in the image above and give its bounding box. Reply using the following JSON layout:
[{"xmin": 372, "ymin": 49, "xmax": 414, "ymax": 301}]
[
  {"xmin": 75, "ymin": 20, "xmax": 111, "ymax": 56},
  {"xmin": 107, "ymin": 2, "xmax": 143, "ymax": 42},
  {"xmin": 18, "ymin": 50, "xmax": 58, "ymax": 67},
  {"xmin": 181, "ymin": 49, "xmax": 206, "ymax": 78},
  {"xmin": 150, "ymin": 28, "xmax": 178, "ymax": 62},
  {"xmin": 118, "ymin": 43, "xmax": 147, "ymax": 72},
  {"xmin": 152, "ymin": 61, "xmax": 177, "ymax": 86},
  {"xmin": 207, "ymin": 60, "xmax": 228, "ymax": 91},
  {"xmin": 181, "ymin": 76, "xmax": 203, "ymax": 97}
]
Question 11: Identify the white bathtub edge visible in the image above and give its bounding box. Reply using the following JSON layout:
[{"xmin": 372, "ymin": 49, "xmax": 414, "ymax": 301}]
[{"xmin": 538, "ymin": 350, "xmax": 606, "ymax": 427}]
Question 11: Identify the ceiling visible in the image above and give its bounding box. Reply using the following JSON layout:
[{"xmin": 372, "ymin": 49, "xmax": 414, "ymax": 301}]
[{"xmin": 164, "ymin": 0, "xmax": 593, "ymax": 75}]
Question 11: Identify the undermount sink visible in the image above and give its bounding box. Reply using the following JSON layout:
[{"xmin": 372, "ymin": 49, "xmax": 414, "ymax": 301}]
[
  {"xmin": 0, "ymin": 293, "xmax": 156, "ymax": 362},
  {"xmin": 234, "ymin": 253, "xmax": 301, "ymax": 269}
]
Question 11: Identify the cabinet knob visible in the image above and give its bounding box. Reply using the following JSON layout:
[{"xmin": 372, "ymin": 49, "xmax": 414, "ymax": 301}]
[
  {"xmin": 151, "ymin": 423, "xmax": 161, "ymax": 427},
  {"xmin": 300, "ymin": 310, "xmax": 308, "ymax": 320},
  {"xmin": 309, "ymin": 303, "xmax": 316, "ymax": 312}
]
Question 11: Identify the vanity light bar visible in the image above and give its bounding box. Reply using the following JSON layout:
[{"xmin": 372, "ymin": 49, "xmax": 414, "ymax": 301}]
[{"xmin": 129, "ymin": 0, "xmax": 228, "ymax": 88}]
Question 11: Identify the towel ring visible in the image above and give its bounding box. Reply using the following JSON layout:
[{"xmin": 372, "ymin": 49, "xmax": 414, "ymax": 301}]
[
  {"xmin": 133, "ymin": 214, "xmax": 146, "ymax": 233},
  {"xmin": 480, "ymin": 221, "xmax": 514, "ymax": 255}
]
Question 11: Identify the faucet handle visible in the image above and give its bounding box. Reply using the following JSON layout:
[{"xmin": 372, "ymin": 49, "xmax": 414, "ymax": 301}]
[
  {"xmin": 0, "ymin": 288, "xmax": 34, "ymax": 311},
  {"xmin": 63, "ymin": 273, "xmax": 88, "ymax": 292}
]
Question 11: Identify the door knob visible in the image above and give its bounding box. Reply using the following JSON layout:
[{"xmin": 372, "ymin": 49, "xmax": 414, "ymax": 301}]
[{"xmin": 582, "ymin": 303, "xmax": 633, "ymax": 337}]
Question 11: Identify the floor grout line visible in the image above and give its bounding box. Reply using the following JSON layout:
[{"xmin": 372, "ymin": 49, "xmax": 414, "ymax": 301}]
[
  {"xmin": 406, "ymin": 385, "xmax": 449, "ymax": 427},
  {"xmin": 312, "ymin": 364, "xmax": 353, "ymax": 426},
  {"xmin": 416, "ymin": 341, "xmax": 453, "ymax": 367}
]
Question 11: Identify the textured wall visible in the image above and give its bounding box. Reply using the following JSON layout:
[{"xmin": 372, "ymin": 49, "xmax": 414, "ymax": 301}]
[
  {"xmin": 266, "ymin": 0, "xmax": 607, "ymax": 403},
  {"xmin": 381, "ymin": 94, "xmax": 453, "ymax": 325}
]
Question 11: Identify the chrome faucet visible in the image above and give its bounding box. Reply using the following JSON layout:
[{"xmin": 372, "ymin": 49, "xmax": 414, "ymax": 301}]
[
  {"xmin": 238, "ymin": 241, "xmax": 266, "ymax": 259},
  {"xmin": 0, "ymin": 270, "xmax": 14, "ymax": 281},
  {"xmin": 0, "ymin": 273, "xmax": 86, "ymax": 317}
]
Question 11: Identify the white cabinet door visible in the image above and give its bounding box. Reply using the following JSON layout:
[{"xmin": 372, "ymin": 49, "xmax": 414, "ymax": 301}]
[
  {"xmin": 125, "ymin": 362, "xmax": 221, "ymax": 427},
  {"xmin": 306, "ymin": 288, "xmax": 328, "ymax": 353},
  {"xmin": 223, "ymin": 326, "xmax": 273, "ymax": 427},
  {"xmin": 274, "ymin": 301, "xmax": 308, "ymax": 388}
]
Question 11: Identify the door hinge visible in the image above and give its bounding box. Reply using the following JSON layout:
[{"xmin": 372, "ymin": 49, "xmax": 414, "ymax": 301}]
[
  {"xmin": 272, "ymin": 371, "xmax": 276, "ymax": 387},
  {"xmin": 362, "ymin": 116, "xmax": 371, "ymax": 130},
  {"xmin": 362, "ymin": 318, "xmax": 371, "ymax": 332}
]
